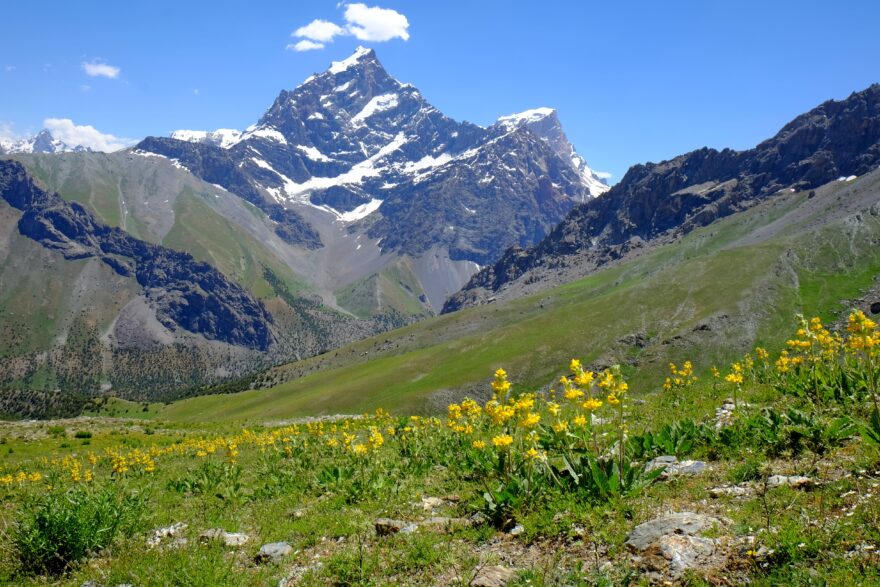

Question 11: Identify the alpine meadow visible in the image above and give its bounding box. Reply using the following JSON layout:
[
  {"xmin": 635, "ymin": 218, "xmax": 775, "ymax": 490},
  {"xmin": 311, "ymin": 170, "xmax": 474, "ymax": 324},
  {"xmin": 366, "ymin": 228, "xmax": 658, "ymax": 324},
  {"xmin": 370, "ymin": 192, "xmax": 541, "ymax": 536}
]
[{"xmin": 1, "ymin": 2, "xmax": 880, "ymax": 585}]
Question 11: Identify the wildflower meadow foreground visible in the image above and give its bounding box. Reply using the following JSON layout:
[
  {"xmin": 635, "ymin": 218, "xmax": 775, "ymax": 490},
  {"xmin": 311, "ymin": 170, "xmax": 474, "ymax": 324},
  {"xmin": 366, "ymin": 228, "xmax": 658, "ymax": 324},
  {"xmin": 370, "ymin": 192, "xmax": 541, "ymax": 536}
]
[{"xmin": 1, "ymin": 312, "xmax": 879, "ymax": 585}]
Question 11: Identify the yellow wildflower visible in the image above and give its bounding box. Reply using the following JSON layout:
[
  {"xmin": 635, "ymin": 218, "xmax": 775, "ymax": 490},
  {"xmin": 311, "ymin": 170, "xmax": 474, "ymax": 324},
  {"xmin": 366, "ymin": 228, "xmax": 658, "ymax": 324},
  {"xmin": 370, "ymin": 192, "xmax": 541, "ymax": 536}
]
[
  {"xmin": 582, "ymin": 398, "xmax": 603, "ymax": 411},
  {"xmin": 552, "ymin": 420, "xmax": 569, "ymax": 433},
  {"xmin": 519, "ymin": 412, "xmax": 541, "ymax": 428},
  {"xmin": 492, "ymin": 434, "xmax": 514, "ymax": 448}
]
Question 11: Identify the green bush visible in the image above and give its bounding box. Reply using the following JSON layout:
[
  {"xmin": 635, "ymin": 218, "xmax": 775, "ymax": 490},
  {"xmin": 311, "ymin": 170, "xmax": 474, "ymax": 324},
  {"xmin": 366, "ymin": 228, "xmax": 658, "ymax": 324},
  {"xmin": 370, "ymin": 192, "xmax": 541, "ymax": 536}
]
[
  {"xmin": 727, "ymin": 457, "xmax": 763, "ymax": 484},
  {"xmin": 13, "ymin": 485, "xmax": 146, "ymax": 575},
  {"xmin": 73, "ymin": 430, "xmax": 92, "ymax": 439}
]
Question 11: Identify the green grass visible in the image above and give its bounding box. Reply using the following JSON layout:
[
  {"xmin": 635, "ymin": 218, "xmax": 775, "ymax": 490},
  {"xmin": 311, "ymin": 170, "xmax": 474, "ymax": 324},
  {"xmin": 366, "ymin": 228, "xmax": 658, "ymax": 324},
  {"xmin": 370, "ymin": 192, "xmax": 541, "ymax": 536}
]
[
  {"xmin": 335, "ymin": 258, "xmax": 430, "ymax": 319},
  {"xmin": 161, "ymin": 189, "xmax": 305, "ymax": 298},
  {"xmin": 151, "ymin": 176, "xmax": 880, "ymax": 423},
  {"xmin": 1, "ymin": 337, "xmax": 879, "ymax": 584}
]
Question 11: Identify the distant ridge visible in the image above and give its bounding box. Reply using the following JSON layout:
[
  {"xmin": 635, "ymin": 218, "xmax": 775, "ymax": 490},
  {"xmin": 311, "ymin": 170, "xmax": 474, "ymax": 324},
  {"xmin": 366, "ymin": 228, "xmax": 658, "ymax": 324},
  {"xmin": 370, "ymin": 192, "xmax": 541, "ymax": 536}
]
[{"xmin": 444, "ymin": 83, "xmax": 880, "ymax": 312}]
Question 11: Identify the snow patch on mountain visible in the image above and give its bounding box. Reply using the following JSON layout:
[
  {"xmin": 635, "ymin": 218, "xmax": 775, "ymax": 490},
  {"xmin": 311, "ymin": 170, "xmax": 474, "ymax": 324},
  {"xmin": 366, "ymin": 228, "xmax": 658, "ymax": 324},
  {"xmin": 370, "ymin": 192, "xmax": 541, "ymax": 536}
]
[
  {"xmin": 328, "ymin": 46, "xmax": 373, "ymax": 74},
  {"xmin": 296, "ymin": 145, "xmax": 334, "ymax": 162},
  {"xmin": 496, "ymin": 107, "xmax": 556, "ymax": 131},
  {"xmin": 350, "ymin": 93, "xmax": 399, "ymax": 125},
  {"xmin": 337, "ymin": 198, "xmax": 383, "ymax": 222},
  {"xmin": 171, "ymin": 128, "xmax": 242, "ymax": 149},
  {"xmin": 243, "ymin": 127, "xmax": 287, "ymax": 144},
  {"xmin": 402, "ymin": 153, "xmax": 453, "ymax": 174}
]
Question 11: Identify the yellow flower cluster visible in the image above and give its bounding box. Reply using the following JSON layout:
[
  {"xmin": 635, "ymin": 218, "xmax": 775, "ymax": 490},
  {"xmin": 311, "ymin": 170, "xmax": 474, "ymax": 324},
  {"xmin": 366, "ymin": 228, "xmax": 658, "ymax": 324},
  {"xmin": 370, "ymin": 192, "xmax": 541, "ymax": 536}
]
[
  {"xmin": 785, "ymin": 316, "xmax": 841, "ymax": 362},
  {"xmin": 725, "ymin": 362, "xmax": 744, "ymax": 385},
  {"xmin": 0, "ymin": 471, "xmax": 43, "ymax": 485},
  {"xmin": 663, "ymin": 361, "xmax": 698, "ymax": 392},
  {"xmin": 847, "ymin": 310, "xmax": 879, "ymax": 352}
]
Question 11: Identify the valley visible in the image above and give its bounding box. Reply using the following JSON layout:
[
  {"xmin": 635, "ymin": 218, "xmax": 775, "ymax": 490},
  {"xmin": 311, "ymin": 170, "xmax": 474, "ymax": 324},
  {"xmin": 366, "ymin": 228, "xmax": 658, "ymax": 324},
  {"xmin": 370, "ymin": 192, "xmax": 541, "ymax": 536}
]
[{"xmin": 2, "ymin": 8, "xmax": 880, "ymax": 583}]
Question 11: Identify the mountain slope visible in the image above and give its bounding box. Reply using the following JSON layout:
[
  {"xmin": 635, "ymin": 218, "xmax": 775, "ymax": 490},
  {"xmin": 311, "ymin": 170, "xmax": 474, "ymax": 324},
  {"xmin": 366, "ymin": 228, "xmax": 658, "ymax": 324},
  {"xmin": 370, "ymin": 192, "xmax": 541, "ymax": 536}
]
[
  {"xmin": 444, "ymin": 83, "xmax": 880, "ymax": 311},
  {"xmin": 149, "ymin": 167, "xmax": 880, "ymax": 421},
  {"xmin": 0, "ymin": 160, "xmax": 275, "ymax": 350},
  {"xmin": 0, "ymin": 159, "xmax": 417, "ymax": 401}
]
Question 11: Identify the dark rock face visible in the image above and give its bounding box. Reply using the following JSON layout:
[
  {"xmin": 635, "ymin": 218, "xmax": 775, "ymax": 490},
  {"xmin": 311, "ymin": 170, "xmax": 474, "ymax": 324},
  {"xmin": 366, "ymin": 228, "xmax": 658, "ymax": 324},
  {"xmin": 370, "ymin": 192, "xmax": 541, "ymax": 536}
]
[
  {"xmin": 0, "ymin": 160, "xmax": 276, "ymax": 350},
  {"xmin": 444, "ymin": 84, "xmax": 880, "ymax": 312},
  {"xmin": 137, "ymin": 48, "xmax": 606, "ymax": 267}
]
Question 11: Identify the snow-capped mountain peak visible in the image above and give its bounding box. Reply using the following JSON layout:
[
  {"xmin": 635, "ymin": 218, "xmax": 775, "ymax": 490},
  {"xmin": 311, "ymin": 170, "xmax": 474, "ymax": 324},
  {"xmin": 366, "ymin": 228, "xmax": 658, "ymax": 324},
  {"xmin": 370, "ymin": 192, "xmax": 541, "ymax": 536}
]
[
  {"xmin": 0, "ymin": 129, "xmax": 92, "ymax": 154},
  {"xmin": 143, "ymin": 47, "xmax": 608, "ymax": 267},
  {"xmin": 328, "ymin": 46, "xmax": 375, "ymax": 75},
  {"xmin": 495, "ymin": 107, "xmax": 557, "ymax": 131}
]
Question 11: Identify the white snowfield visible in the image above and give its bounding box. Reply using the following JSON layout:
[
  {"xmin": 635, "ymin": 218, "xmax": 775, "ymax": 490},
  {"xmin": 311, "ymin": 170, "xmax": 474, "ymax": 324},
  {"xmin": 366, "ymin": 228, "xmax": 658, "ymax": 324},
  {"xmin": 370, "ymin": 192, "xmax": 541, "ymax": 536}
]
[{"xmin": 328, "ymin": 46, "xmax": 373, "ymax": 74}]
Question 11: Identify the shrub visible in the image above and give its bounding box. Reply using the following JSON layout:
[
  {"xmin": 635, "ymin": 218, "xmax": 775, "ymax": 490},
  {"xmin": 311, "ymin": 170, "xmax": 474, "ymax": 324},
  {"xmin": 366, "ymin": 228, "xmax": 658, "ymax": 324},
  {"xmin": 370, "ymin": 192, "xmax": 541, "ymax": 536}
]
[
  {"xmin": 727, "ymin": 457, "xmax": 764, "ymax": 484},
  {"xmin": 73, "ymin": 431, "xmax": 92, "ymax": 439},
  {"xmin": 12, "ymin": 485, "xmax": 146, "ymax": 575}
]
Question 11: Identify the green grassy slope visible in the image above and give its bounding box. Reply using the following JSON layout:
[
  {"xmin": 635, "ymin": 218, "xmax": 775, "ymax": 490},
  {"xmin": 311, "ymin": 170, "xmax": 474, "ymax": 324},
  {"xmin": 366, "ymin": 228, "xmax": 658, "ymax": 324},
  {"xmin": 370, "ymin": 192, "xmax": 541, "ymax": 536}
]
[
  {"xmin": 161, "ymin": 189, "xmax": 304, "ymax": 298},
  {"xmin": 11, "ymin": 153, "xmax": 307, "ymax": 299},
  {"xmin": 151, "ymin": 172, "xmax": 880, "ymax": 422},
  {"xmin": 335, "ymin": 257, "xmax": 431, "ymax": 319}
]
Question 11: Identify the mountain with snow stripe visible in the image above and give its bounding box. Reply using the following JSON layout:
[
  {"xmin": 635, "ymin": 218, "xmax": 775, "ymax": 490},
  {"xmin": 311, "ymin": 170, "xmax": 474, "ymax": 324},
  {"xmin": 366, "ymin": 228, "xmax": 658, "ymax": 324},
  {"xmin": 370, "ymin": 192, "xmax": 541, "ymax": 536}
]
[
  {"xmin": 0, "ymin": 129, "xmax": 93, "ymax": 154},
  {"xmin": 136, "ymin": 46, "xmax": 608, "ymax": 310}
]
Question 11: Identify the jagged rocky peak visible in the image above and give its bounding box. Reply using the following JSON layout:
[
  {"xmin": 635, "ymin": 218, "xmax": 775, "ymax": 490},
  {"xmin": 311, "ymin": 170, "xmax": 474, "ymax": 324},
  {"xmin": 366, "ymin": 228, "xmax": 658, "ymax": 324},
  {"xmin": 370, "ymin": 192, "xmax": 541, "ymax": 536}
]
[
  {"xmin": 145, "ymin": 46, "xmax": 608, "ymax": 264},
  {"xmin": 494, "ymin": 107, "xmax": 609, "ymax": 197},
  {"xmin": 1, "ymin": 129, "xmax": 92, "ymax": 154}
]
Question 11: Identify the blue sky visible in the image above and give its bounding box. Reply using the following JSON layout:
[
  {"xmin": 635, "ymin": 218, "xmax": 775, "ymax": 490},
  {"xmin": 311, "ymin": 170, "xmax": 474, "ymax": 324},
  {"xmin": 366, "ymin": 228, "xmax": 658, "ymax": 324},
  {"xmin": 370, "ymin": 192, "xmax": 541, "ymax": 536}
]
[{"xmin": 1, "ymin": 0, "xmax": 879, "ymax": 180}]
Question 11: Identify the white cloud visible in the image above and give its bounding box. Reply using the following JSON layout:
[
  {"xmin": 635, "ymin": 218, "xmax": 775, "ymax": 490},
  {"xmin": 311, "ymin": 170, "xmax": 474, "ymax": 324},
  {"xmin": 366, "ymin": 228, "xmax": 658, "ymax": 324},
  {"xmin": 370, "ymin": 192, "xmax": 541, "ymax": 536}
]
[
  {"xmin": 81, "ymin": 61, "xmax": 121, "ymax": 79},
  {"xmin": 294, "ymin": 19, "xmax": 345, "ymax": 42},
  {"xmin": 287, "ymin": 3, "xmax": 409, "ymax": 51},
  {"xmin": 344, "ymin": 3, "xmax": 409, "ymax": 42},
  {"xmin": 0, "ymin": 122, "xmax": 19, "ymax": 142},
  {"xmin": 80, "ymin": 84, "xmax": 92, "ymax": 92},
  {"xmin": 43, "ymin": 118, "xmax": 133, "ymax": 152},
  {"xmin": 288, "ymin": 39, "xmax": 326, "ymax": 52},
  {"xmin": 595, "ymin": 171, "xmax": 612, "ymax": 180}
]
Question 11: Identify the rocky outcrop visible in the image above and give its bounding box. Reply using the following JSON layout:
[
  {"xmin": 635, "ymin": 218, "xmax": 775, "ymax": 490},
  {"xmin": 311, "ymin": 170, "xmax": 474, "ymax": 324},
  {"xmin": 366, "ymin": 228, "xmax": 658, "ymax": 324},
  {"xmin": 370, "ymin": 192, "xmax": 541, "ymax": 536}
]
[
  {"xmin": 444, "ymin": 84, "xmax": 880, "ymax": 311},
  {"xmin": 0, "ymin": 160, "xmax": 276, "ymax": 350}
]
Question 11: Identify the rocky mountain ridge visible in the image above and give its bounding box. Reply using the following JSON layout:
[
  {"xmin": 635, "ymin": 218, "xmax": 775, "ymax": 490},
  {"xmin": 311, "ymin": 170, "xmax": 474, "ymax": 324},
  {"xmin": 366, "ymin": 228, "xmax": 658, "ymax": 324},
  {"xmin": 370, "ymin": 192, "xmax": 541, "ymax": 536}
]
[
  {"xmin": 138, "ymin": 47, "xmax": 607, "ymax": 272},
  {"xmin": 0, "ymin": 129, "xmax": 93, "ymax": 155},
  {"xmin": 444, "ymin": 83, "xmax": 880, "ymax": 312},
  {"xmin": 0, "ymin": 160, "xmax": 276, "ymax": 350}
]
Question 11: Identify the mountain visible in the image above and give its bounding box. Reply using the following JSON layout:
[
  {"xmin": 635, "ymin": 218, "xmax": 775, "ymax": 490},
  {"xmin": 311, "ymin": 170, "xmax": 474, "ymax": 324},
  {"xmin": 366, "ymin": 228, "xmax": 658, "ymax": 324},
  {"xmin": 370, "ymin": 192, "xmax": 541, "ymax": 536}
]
[
  {"xmin": 155, "ymin": 165, "xmax": 880, "ymax": 419},
  {"xmin": 0, "ymin": 47, "xmax": 607, "ymax": 400},
  {"xmin": 0, "ymin": 129, "xmax": 93, "ymax": 154},
  {"xmin": 137, "ymin": 46, "xmax": 607, "ymax": 311},
  {"xmin": 0, "ymin": 160, "xmax": 275, "ymax": 349},
  {"xmin": 443, "ymin": 83, "xmax": 880, "ymax": 312},
  {"xmin": 0, "ymin": 155, "xmax": 411, "ymax": 401}
]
